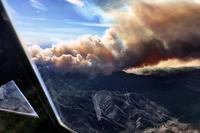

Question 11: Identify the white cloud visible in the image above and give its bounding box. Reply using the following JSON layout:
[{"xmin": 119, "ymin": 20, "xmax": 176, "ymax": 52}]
[
  {"xmin": 65, "ymin": 21, "xmax": 111, "ymax": 27},
  {"xmin": 32, "ymin": 17, "xmax": 46, "ymax": 21},
  {"xmin": 194, "ymin": 0, "xmax": 200, "ymax": 4},
  {"xmin": 65, "ymin": 0, "xmax": 85, "ymax": 7},
  {"xmin": 30, "ymin": 0, "xmax": 48, "ymax": 11}
]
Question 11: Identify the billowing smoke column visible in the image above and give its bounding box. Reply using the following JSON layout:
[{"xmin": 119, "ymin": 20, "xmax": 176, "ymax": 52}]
[
  {"xmin": 30, "ymin": 30, "xmax": 124, "ymax": 75},
  {"xmin": 30, "ymin": 1, "xmax": 200, "ymax": 76},
  {"xmin": 115, "ymin": 2, "xmax": 200, "ymax": 67}
]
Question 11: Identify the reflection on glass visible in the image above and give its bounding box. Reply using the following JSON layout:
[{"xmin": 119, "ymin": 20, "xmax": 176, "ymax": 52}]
[
  {"xmin": 0, "ymin": 81, "xmax": 38, "ymax": 117},
  {"xmin": 3, "ymin": 0, "xmax": 200, "ymax": 132}
]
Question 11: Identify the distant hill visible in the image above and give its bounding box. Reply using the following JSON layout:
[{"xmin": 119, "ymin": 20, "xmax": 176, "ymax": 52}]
[{"xmin": 130, "ymin": 67, "xmax": 200, "ymax": 76}]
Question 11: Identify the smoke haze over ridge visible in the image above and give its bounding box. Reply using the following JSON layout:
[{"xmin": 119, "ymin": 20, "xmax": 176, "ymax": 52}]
[{"xmin": 30, "ymin": 0, "xmax": 200, "ymax": 75}]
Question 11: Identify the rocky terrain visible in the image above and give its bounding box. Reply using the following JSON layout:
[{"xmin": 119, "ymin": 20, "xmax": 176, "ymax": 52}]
[{"xmin": 38, "ymin": 66, "xmax": 200, "ymax": 132}]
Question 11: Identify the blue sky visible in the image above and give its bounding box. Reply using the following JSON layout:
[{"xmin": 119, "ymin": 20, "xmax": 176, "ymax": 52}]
[{"xmin": 2, "ymin": 0, "xmax": 112, "ymax": 45}]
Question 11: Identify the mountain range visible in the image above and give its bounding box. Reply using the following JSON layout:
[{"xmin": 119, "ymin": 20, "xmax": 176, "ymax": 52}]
[{"xmin": 37, "ymin": 65, "xmax": 200, "ymax": 132}]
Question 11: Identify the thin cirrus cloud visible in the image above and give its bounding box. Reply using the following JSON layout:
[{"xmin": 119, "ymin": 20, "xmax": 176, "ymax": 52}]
[
  {"xmin": 29, "ymin": 0, "xmax": 48, "ymax": 11},
  {"xmin": 32, "ymin": 17, "xmax": 46, "ymax": 21},
  {"xmin": 65, "ymin": 0, "xmax": 85, "ymax": 7},
  {"xmin": 64, "ymin": 20, "xmax": 111, "ymax": 28}
]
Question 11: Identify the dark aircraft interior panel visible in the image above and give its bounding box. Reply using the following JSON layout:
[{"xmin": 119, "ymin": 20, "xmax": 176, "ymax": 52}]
[{"xmin": 0, "ymin": 45, "xmax": 8, "ymax": 68}]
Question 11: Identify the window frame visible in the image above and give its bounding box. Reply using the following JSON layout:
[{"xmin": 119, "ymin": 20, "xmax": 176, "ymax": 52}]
[{"xmin": 0, "ymin": 1, "xmax": 74, "ymax": 132}]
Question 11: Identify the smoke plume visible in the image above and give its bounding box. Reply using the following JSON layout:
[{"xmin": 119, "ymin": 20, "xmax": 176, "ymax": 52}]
[{"xmin": 30, "ymin": 1, "xmax": 200, "ymax": 75}]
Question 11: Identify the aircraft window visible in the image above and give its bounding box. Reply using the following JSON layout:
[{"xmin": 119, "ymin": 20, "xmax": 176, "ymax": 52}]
[
  {"xmin": 2, "ymin": 0, "xmax": 200, "ymax": 133},
  {"xmin": 0, "ymin": 81, "xmax": 38, "ymax": 117}
]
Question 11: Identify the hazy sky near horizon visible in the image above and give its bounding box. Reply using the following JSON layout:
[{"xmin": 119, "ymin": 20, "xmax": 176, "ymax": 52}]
[{"xmin": 3, "ymin": 0, "xmax": 111, "ymax": 45}]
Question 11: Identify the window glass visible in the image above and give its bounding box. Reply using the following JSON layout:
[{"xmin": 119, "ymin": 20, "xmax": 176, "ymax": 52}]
[
  {"xmin": 0, "ymin": 81, "xmax": 38, "ymax": 117},
  {"xmin": 3, "ymin": 0, "xmax": 200, "ymax": 132}
]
